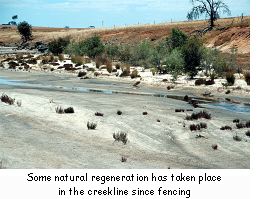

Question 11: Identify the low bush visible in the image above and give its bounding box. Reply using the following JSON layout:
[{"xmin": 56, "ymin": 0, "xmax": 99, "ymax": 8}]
[
  {"xmin": 245, "ymin": 130, "xmax": 250, "ymax": 137},
  {"xmin": 186, "ymin": 111, "xmax": 211, "ymax": 120},
  {"xmin": 246, "ymin": 120, "xmax": 250, "ymax": 128},
  {"xmin": 244, "ymin": 71, "xmax": 250, "ymax": 85},
  {"xmin": 167, "ymin": 85, "xmax": 175, "ymax": 90},
  {"xmin": 0, "ymin": 94, "xmax": 15, "ymax": 105},
  {"xmin": 113, "ymin": 132, "xmax": 128, "ymax": 144},
  {"xmin": 8, "ymin": 61, "xmax": 19, "ymax": 69},
  {"xmin": 225, "ymin": 90, "xmax": 231, "ymax": 94},
  {"xmin": 195, "ymin": 78, "xmax": 215, "ymax": 86},
  {"xmin": 48, "ymin": 37, "xmax": 70, "ymax": 55},
  {"xmin": 115, "ymin": 63, "xmax": 121, "ymax": 70},
  {"xmin": 117, "ymin": 110, "xmax": 122, "ymax": 115},
  {"xmin": 78, "ymin": 71, "xmax": 87, "ymax": 77},
  {"xmin": 233, "ymin": 134, "xmax": 242, "ymax": 142},
  {"xmin": 190, "ymin": 122, "xmax": 207, "ymax": 131},
  {"xmin": 190, "ymin": 124, "xmax": 201, "ymax": 131},
  {"xmin": 95, "ymin": 112, "xmax": 104, "ymax": 117},
  {"xmin": 205, "ymin": 79, "xmax": 215, "ymax": 85},
  {"xmin": 195, "ymin": 78, "xmax": 206, "ymax": 86},
  {"xmin": 233, "ymin": 119, "xmax": 240, "ymax": 123},
  {"xmin": 142, "ymin": 112, "xmax": 148, "ymax": 115},
  {"xmin": 95, "ymin": 55, "xmax": 111, "ymax": 69},
  {"xmin": 41, "ymin": 55, "xmax": 55, "ymax": 64},
  {"xmin": 106, "ymin": 60, "xmax": 113, "ymax": 73},
  {"xmin": 236, "ymin": 122, "xmax": 246, "ymax": 129},
  {"xmin": 58, "ymin": 54, "xmax": 65, "ymax": 61},
  {"xmin": 64, "ymin": 107, "xmax": 74, "ymax": 114},
  {"xmin": 189, "ymin": 100, "xmax": 199, "ymax": 108},
  {"xmin": 55, "ymin": 106, "xmax": 64, "ymax": 114},
  {"xmin": 27, "ymin": 58, "xmax": 37, "ymax": 65},
  {"xmin": 55, "ymin": 106, "xmax": 74, "ymax": 114},
  {"xmin": 200, "ymin": 122, "xmax": 207, "ymax": 129},
  {"xmin": 16, "ymin": 100, "xmax": 22, "ymax": 107},
  {"xmin": 184, "ymin": 95, "xmax": 189, "ymax": 101},
  {"xmin": 130, "ymin": 69, "xmax": 140, "ymax": 79},
  {"xmin": 212, "ymin": 144, "xmax": 218, "ymax": 150},
  {"xmin": 120, "ymin": 65, "xmax": 130, "ymax": 77},
  {"xmin": 175, "ymin": 109, "xmax": 185, "ymax": 112},
  {"xmin": 220, "ymin": 126, "xmax": 232, "ymax": 130},
  {"xmin": 226, "ymin": 72, "xmax": 235, "ymax": 86},
  {"xmin": 121, "ymin": 156, "xmax": 127, "ymax": 163},
  {"xmin": 87, "ymin": 122, "xmax": 97, "ymax": 130},
  {"xmin": 71, "ymin": 55, "xmax": 84, "ymax": 65}
]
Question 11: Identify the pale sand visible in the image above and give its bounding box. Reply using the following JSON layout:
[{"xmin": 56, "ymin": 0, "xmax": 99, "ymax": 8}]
[{"xmin": 0, "ymin": 69, "xmax": 250, "ymax": 169}]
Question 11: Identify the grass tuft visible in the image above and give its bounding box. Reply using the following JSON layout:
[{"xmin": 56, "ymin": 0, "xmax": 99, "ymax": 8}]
[
  {"xmin": 117, "ymin": 110, "xmax": 122, "ymax": 115},
  {"xmin": 87, "ymin": 122, "xmax": 97, "ymax": 130},
  {"xmin": 1, "ymin": 94, "xmax": 15, "ymax": 105},
  {"xmin": 220, "ymin": 126, "xmax": 232, "ymax": 130},
  {"xmin": 95, "ymin": 112, "xmax": 104, "ymax": 117},
  {"xmin": 113, "ymin": 132, "xmax": 128, "ymax": 144},
  {"xmin": 185, "ymin": 111, "xmax": 211, "ymax": 120}
]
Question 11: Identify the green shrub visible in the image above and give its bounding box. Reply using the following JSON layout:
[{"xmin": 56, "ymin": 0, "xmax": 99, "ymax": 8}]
[
  {"xmin": 81, "ymin": 35, "xmax": 104, "ymax": 58},
  {"xmin": 65, "ymin": 36, "xmax": 104, "ymax": 58},
  {"xmin": 166, "ymin": 28, "xmax": 188, "ymax": 50},
  {"xmin": 105, "ymin": 44, "xmax": 119, "ymax": 60},
  {"xmin": 165, "ymin": 49, "xmax": 185, "ymax": 80},
  {"xmin": 130, "ymin": 41, "xmax": 153, "ymax": 67},
  {"xmin": 48, "ymin": 37, "xmax": 70, "ymax": 55},
  {"xmin": 182, "ymin": 37, "xmax": 203, "ymax": 79},
  {"xmin": 118, "ymin": 45, "xmax": 132, "ymax": 62},
  {"xmin": 17, "ymin": 21, "xmax": 32, "ymax": 42}
]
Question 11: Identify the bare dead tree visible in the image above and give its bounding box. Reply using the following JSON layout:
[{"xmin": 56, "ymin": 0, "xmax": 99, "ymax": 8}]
[{"xmin": 187, "ymin": 0, "xmax": 231, "ymax": 28}]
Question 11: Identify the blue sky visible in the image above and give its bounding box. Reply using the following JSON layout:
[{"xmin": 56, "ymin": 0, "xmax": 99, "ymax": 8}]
[{"xmin": 0, "ymin": 0, "xmax": 250, "ymax": 28}]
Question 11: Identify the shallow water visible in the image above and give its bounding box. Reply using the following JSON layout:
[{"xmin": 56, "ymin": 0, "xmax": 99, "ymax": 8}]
[
  {"xmin": 0, "ymin": 76, "xmax": 250, "ymax": 114},
  {"xmin": 203, "ymin": 102, "xmax": 250, "ymax": 113}
]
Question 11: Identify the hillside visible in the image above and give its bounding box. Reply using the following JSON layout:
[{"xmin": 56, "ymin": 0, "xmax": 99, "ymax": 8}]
[{"xmin": 0, "ymin": 16, "xmax": 250, "ymax": 67}]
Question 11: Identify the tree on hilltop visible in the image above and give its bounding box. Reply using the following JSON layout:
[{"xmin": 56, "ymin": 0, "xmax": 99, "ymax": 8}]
[{"xmin": 187, "ymin": 0, "xmax": 231, "ymax": 28}]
